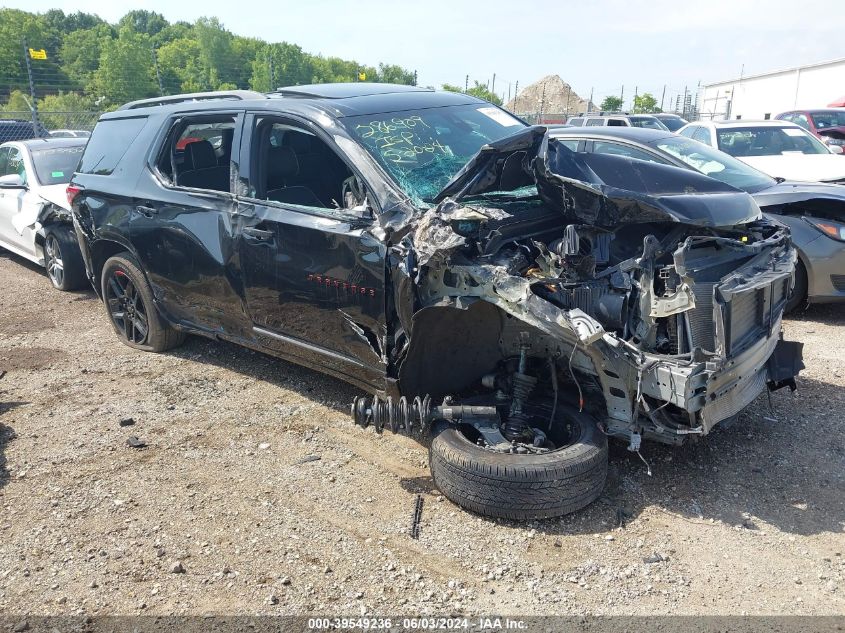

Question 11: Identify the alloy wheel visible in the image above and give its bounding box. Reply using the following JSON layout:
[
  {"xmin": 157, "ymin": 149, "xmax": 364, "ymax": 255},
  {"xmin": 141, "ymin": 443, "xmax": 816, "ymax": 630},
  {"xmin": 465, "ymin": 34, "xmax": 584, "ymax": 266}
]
[
  {"xmin": 45, "ymin": 235, "xmax": 64, "ymax": 288},
  {"xmin": 105, "ymin": 270, "xmax": 149, "ymax": 344}
]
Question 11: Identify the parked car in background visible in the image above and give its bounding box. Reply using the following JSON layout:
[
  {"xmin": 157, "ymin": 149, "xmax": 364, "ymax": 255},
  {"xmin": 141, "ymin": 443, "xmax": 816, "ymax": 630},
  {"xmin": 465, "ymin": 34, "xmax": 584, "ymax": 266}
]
[
  {"xmin": 48, "ymin": 129, "xmax": 91, "ymax": 138},
  {"xmin": 69, "ymin": 85, "xmax": 801, "ymax": 519},
  {"xmin": 550, "ymin": 125, "xmax": 845, "ymax": 311},
  {"xmin": 0, "ymin": 138, "xmax": 87, "ymax": 290},
  {"xmin": 776, "ymin": 109, "xmax": 845, "ymax": 150},
  {"xmin": 566, "ymin": 112, "xmax": 670, "ymax": 130},
  {"xmin": 0, "ymin": 119, "xmax": 48, "ymax": 143},
  {"xmin": 652, "ymin": 113, "xmax": 688, "ymax": 132},
  {"xmin": 678, "ymin": 120, "xmax": 845, "ymax": 183}
]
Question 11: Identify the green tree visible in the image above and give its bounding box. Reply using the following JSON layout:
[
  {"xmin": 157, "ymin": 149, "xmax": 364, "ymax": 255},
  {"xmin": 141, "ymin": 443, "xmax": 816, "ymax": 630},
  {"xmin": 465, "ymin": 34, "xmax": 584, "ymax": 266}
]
[
  {"xmin": 442, "ymin": 80, "xmax": 502, "ymax": 105},
  {"xmin": 0, "ymin": 9, "xmax": 63, "ymax": 92},
  {"xmin": 466, "ymin": 80, "xmax": 502, "ymax": 105},
  {"xmin": 632, "ymin": 93, "xmax": 660, "ymax": 113},
  {"xmin": 89, "ymin": 28, "xmax": 157, "ymax": 106},
  {"xmin": 377, "ymin": 63, "xmax": 413, "ymax": 85},
  {"xmin": 37, "ymin": 91, "xmax": 96, "ymax": 128},
  {"xmin": 250, "ymin": 42, "xmax": 313, "ymax": 91},
  {"xmin": 59, "ymin": 24, "xmax": 115, "ymax": 90},
  {"xmin": 119, "ymin": 10, "xmax": 168, "ymax": 37},
  {"xmin": 599, "ymin": 96, "xmax": 623, "ymax": 112},
  {"xmin": 43, "ymin": 10, "xmax": 106, "ymax": 34},
  {"xmin": 2, "ymin": 89, "xmax": 34, "ymax": 113}
]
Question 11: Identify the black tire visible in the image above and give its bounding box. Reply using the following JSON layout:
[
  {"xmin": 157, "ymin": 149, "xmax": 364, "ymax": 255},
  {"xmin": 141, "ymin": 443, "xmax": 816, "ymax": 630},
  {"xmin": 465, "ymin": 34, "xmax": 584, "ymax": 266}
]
[
  {"xmin": 43, "ymin": 225, "xmax": 86, "ymax": 291},
  {"xmin": 785, "ymin": 258, "xmax": 808, "ymax": 314},
  {"xmin": 429, "ymin": 411, "xmax": 608, "ymax": 520},
  {"xmin": 100, "ymin": 252, "xmax": 185, "ymax": 353}
]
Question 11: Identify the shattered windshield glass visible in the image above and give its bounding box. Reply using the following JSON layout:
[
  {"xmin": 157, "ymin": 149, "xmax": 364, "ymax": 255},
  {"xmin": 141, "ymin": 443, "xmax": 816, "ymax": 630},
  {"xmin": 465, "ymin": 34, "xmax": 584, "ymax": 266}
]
[{"xmin": 342, "ymin": 104, "xmax": 525, "ymax": 204}]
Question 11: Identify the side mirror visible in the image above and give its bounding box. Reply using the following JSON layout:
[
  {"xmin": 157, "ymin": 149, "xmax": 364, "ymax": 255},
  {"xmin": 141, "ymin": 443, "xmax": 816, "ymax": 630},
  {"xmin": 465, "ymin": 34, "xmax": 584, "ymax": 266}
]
[
  {"xmin": 0, "ymin": 173, "xmax": 26, "ymax": 188},
  {"xmin": 829, "ymin": 144, "xmax": 844, "ymax": 155}
]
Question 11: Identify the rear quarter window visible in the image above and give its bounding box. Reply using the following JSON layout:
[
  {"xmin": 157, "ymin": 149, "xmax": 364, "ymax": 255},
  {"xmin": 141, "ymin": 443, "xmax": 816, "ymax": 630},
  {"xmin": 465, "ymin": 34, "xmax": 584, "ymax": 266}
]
[{"xmin": 79, "ymin": 117, "xmax": 148, "ymax": 175}]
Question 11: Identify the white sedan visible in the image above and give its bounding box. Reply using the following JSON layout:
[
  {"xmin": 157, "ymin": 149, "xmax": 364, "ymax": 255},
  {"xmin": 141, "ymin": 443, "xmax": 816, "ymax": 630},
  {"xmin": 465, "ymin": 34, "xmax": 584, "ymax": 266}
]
[
  {"xmin": 677, "ymin": 119, "xmax": 845, "ymax": 183},
  {"xmin": 0, "ymin": 138, "xmax": 87, "ymax": 290}
]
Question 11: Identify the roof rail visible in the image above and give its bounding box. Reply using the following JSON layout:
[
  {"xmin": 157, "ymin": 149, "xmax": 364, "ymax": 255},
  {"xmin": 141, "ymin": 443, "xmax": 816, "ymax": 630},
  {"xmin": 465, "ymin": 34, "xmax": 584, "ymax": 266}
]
[{"xmin": 117, "ymin": 90, "xmax": 266, "ymax": 111}]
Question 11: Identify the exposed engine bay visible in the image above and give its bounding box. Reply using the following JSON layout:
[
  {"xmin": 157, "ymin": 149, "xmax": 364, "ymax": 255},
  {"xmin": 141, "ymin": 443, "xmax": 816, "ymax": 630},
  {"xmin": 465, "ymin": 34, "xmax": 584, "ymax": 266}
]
[{"xmin": 354, "ymin": 128, "xmax": 804, "ymax": 454}]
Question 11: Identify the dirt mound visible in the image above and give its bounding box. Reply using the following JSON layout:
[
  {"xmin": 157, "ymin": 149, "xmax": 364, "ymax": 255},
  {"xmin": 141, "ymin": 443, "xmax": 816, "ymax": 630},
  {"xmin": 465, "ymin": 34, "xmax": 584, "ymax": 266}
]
[{"xmin": 506, "ymin": 74, "xmax": 594, "ymax": 116}]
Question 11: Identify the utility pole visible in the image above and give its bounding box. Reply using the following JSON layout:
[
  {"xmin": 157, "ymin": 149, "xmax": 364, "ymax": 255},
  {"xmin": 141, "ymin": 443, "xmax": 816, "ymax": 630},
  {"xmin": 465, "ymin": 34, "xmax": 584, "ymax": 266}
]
[
  {"xmin": 151, "ymin": 44, "xmax": 164, "ymax": 96},
  {"xmin": 513, "ymin": 80, "xmax": 519, "ymax": 112},
  {"xmin": 620, "ymin": 85, "xmax": 624, "ymax": 111},
  {"xmin": 21, "ymin": 39, "xmax": 42, "ymax": 136},
  {"xmin": 491, "ymin": 73, "xmax": 496, "ymax": 96},
  {"xmin": 269, "ymin": 55, "xmax": 275, "ymax": 91},
  {"xmin": 660, "ymin": 84, "xmax": 666, "ymax": 112},
  {"xmin": 588, "ymin": 87, "xmax": 594, "ymax": 112},
  {"xmin": 465, "ymin": 74, "xmax": 469, "ymax": 92},
  {"xmin": 413, "ymin": 70, "xmax": 417, "ymax": 86},
  {"xmin": 539, "ymin": 80, "xmax": 547, "ymax": 124},
  {"xmin": 507, "ymin": 82, "xmax": 511, "ymax": 104}
]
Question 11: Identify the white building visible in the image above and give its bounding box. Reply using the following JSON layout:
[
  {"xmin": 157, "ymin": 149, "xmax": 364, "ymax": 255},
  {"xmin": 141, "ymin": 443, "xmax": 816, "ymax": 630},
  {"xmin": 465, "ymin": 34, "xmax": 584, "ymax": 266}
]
[{"xmin": 698, "ymin": 57, "xmax": 845, "ymax": 121}]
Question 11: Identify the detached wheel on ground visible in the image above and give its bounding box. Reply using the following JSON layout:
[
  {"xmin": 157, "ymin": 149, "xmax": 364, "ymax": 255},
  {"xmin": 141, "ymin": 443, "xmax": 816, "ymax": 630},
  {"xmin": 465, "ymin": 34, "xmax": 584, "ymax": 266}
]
[
  {"xmin": 429, "ymin": 409, "xmax": 608, "ymax": 520},
  {"xmin": 101, "ymin": 252, "xmax": 185, "ymax": 353},
  {"xmin": 43, "ymin": 225, "xmax": 86, "ymax": 291},
  {"xmin": 785, "ymin": 259, "xmax": 808, "ymax": 314}
]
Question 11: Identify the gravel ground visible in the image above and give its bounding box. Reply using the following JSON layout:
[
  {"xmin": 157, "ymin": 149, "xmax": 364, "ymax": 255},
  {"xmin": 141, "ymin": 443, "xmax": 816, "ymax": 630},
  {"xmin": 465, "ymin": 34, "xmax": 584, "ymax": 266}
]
[{"xmin": 0, "ymin": 249, "xmax": 843, "ymax": 617}]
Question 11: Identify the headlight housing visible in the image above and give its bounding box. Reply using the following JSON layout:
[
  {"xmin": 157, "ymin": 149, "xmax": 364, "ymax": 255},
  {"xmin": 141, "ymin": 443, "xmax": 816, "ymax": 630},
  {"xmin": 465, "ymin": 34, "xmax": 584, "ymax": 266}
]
[{"xmin": 805, "ymin": 216, "xmax": 845, "ymax": 242}]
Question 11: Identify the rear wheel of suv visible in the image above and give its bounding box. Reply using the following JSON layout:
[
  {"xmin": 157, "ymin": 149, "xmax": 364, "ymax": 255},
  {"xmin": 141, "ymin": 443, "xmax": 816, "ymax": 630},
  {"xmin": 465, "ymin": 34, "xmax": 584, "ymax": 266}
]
[
  {"xmin": 43, "ymin": 226, "xmax": 86, "ymax": 291},
  {"xmin": 101, "ymin": 253, "xmax": 185, "ymax": 352},
  {"xmin": 429, "ymin": 409, "xmax": 608, "ymax": 520}
]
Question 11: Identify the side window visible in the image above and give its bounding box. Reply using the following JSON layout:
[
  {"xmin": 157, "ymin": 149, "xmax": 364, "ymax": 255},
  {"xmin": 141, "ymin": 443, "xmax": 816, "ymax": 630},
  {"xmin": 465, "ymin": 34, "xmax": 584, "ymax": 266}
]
[
  {"xmin": 0, "ymin": 147, "xmax": 11, "ymax": 176},
  {"xmin": 568, "ymin": 118, "xmax": 584, "ymax": 127},
  {"xmin": 679, "ymin": 125, "xmax": 698, "ymax": 139},
  {"xmin": 156, "ymin": 116, "xmax": 236, "ymax": 193},
  {"xmin": 585, "ymin": 118, "xmax": 604, "ymax": 127},
  {"xmin": 555, "ymin": 138, "xmax": 580, "ymax": 151},
  {"xmin": 592, "ymin": 141, "xmax": 665, "ymax": 163},
  {"xmin": 251, "ymin": 119, "xmax": 358, "ymax": 211},
  {"xmin": 5, "ymin": 147, "xmax": 26, "ymax": 184},
  {"xmin": 79, "ymin": 117, "xmax": 147, "ymax": 175},
  {"xmin": 693, "ymin": 127, "xmax": 712, "ymax": 145},
  {"xmin": 793, "ymin": 114, "xmax": 811, "ymax": 130},
  {"xmin": 606, "ymin": 118, "xmax": 627, "ymax": 127}
]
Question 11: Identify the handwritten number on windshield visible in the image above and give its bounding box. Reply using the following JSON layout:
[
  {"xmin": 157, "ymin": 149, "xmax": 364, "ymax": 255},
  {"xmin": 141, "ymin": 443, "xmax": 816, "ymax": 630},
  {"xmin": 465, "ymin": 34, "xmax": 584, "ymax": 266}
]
[{"xmin": 356, "ymin": 116, "xmax": 452, "ymax": 164}]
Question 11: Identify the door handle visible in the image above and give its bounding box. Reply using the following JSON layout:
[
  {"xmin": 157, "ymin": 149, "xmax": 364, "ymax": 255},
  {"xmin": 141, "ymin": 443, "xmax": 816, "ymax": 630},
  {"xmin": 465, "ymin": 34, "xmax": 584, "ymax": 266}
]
[
  {"xmin": 243, "ymin": 226, "xmax": 275, "ymax": 241},
  {"xmin": 136, "ymin": 205, "xmax": 157, "ymax": 217}
]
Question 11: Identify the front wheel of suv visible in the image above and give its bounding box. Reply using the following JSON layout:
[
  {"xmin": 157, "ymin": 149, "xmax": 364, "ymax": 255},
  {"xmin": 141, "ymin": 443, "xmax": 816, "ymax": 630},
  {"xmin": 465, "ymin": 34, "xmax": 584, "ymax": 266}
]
[
  {"xmin": 429, "ymin": 409, "xmax": 608, "ymax": 520},
  {"xmin": 101, "ymin": 253, "xmax": 185, "ymax": 353}
]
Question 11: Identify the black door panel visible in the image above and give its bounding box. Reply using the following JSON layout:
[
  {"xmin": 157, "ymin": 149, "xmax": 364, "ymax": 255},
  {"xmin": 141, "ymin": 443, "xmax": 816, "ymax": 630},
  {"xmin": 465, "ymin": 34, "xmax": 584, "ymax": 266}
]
[{"xmin": 237, "ymin": 199, "xmax": 386, "ymax": 380}]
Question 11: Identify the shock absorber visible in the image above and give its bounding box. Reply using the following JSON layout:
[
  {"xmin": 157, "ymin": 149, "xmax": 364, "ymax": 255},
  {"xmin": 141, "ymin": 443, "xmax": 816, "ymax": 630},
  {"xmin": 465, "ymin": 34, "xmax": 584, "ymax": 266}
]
[
  {"xmin": 350, "ymin": 395, "xmax": 498, "ymax": 438},
  {"xmin": 502, "ymin": 332, "xmax": 537, "ymax": 442}
]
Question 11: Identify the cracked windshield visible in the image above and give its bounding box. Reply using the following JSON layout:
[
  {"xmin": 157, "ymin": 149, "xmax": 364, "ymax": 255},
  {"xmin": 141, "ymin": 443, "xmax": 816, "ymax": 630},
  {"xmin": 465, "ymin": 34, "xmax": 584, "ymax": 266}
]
[{"xmin": 344, "ymin": 104, "xmax": 523, "ymax": 203}]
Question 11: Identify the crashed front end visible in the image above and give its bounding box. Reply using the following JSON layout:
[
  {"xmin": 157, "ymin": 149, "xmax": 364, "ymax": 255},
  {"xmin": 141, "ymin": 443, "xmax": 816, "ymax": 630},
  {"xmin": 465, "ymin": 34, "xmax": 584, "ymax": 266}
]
[{"xmin": 383, "ymin": 129, "xmax": 803, "ymax": 448}]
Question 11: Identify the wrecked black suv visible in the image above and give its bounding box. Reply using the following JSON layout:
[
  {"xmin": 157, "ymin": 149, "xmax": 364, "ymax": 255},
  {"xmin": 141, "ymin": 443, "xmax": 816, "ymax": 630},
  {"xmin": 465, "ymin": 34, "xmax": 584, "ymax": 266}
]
[{"xmin": 70, "ymin": 84, "xmax": 803, "ymax": 519}]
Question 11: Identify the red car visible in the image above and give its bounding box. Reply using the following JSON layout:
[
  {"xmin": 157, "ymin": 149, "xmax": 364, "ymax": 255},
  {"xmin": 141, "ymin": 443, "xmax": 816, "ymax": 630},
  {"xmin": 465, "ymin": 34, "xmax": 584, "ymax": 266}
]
[{"xmin": 776, "ymin": 109, "xmax": 845, "ymax": 151}]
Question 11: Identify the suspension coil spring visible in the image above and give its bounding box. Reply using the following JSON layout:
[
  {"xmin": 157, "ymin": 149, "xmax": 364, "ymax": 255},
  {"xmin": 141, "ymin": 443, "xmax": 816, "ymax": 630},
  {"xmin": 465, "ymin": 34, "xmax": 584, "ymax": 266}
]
[
  {"xmin": 502, "ymin": 371, "xmax": 538, "ymax": 442},
  {"xmin": 351, "ymin": 394, "xmax": 432, "ymax": 437}
]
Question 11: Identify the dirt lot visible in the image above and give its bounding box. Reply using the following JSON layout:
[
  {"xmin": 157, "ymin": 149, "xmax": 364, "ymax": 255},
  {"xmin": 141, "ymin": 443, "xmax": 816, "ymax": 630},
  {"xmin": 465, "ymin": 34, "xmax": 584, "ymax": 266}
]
[{"xmin": 0, "ymin": 248, "xmax": 843, "ymax": 617}]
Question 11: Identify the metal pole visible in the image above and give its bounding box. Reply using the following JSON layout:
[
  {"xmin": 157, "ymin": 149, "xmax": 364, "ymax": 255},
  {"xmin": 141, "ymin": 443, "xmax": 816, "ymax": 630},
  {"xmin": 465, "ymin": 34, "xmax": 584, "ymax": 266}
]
[
  {"xmin": 539, "ymin": 81, "xmax": 547, "ymax": 124},
  {"xmin": 660, "ymin": 84, "xmax": 666, "ymax": 112},
  {"xmin": 22, "ymin": 39, "xmax": 42, "ymax": 137},
  {"xmin": 491, "ymin": 73, "xmax": 496, "ymax": 96},
  {"xmin": 413, "ymin": 70, "xmax": 417, "ymax": 86},
  {"xmin": 620, "ymin": 85, "xmax": 624, "ymax": 112},
  {"xmin": 564, "ymin": 84, "xmax": 571, "ymax": 117},
  {"xmin": 513, "ymin": 81, "xmax": 518, "ymax": 112},
  {"xmin": 151, "ymin": 44, "xmax": 164, "ymax": 96},
  {"xmin": 465, "ymin": 74, "xmax": 469, "ymax": 92},
  {"xmin": 269, "ymin": 54, "xmax": 275, "ymax": 90}
]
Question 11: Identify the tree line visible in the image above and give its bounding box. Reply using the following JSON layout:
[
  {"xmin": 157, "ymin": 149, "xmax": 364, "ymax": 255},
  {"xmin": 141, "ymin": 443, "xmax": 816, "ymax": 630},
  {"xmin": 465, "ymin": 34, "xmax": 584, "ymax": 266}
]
[{"xmin": 0, "ymin": 8, "xmax": 416, "ymax": 112}]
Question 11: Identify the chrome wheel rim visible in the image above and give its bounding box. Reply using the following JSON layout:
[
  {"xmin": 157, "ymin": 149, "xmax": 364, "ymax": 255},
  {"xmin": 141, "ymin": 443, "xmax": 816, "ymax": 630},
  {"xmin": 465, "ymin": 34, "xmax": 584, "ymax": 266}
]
[
  {"xmin": 45, "ymin": 235, "xmax": 64, "ymax": 288},
  {"xmin": 105, "ymin": 270, "xmax": 149, "ymax": 345}
]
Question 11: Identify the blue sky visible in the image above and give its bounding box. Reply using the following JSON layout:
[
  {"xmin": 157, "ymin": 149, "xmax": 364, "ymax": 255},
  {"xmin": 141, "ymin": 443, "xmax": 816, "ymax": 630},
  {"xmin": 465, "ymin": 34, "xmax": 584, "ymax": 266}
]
[{"xmin": 21, "ymin": 0, "xmax": 845, "ymax": 107}]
